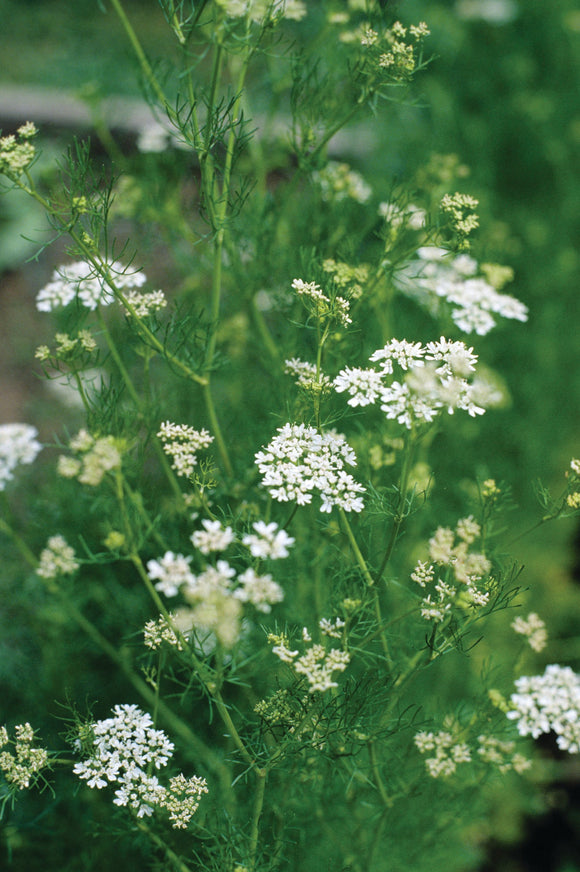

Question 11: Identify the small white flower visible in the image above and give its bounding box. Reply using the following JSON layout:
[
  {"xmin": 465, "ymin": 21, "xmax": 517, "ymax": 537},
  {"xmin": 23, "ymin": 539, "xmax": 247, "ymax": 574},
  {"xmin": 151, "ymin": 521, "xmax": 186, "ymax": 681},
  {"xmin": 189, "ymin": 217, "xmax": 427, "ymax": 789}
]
[
  {"xmin": 242, "ymin": 521, "xmax": 295, "ymax": 559},
  {"xmin": 191, "ymin": 519, "xmax": 235, "ymax": 554},
  {"xmin": 255, "ymin": 424, "xmax": 365, "ymax": 513},
  {"xmin": 0, "ymin": 423, "xmax": 42, "ymax": 491},
  {"xmin": 234, "ymin": 568, "xmax": 284, "ymax": 613},
  {"xmin": 146, "ymin": 552, "xmax": 195, "ymax": 597}
]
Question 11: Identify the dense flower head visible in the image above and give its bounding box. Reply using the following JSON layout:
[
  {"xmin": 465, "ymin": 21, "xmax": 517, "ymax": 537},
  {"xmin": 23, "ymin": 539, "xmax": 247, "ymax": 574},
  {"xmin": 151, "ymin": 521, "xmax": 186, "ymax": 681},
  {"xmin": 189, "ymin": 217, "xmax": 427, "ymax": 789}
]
[
  {"xmin": 255, "ymin": 423, "xmax": 365, "ymax": 513},
  {"xmin": 233, "ymin": 568, "xmax": 284, "ymax": 613},
  {"xmin": 145, "ymin": 516, "xmax": 289, "ymax": 647},
  {"xmin": 36, "ymin": 535, "xmax": 79, "ymax": 580},
  {"xmin": 394, "ymin": 246, "xmax": 528, "ymax": 335},
  {"xmin": 122, "ymin": 289, "xmax": 167, "ymax": 317},
  {"xmin": 36, "ymin": 261, "xmax": 147, "ymax": 312},
  {"xmin": 242, "ymin": 521, "xmax": 295, "ymax": 559},
  {"xmin": 412, "ymin": 517, "xmax": 491, "ymax": 622},
  {"xmin": 72, "ymin": 704, "xmax": 207, "ymax": 825},
  {"xmin": 312, "ymin": 161, "xmax": 371, "ymax": 204},
  {"xmin": 269, "ymin": 628, "xmax": 350, "ymax": 692},
  {"xmin": 147, "ymin": 552, "xmax": 196, "ymax": 597},
  {"xmin": 0, "ymin": 423, "xmax": 42, "ymax": 491},
  {"xmin": 291, "ymin": 279, "xmax": 352, "ymax": 327},
  {"xmin": 507, "ymin": 665, "xmax": 580, "ymax": 752},
  {"xmin": 191, "ymin": 519, "xmax": 235, "ymax": 554},
  {"xmin": 157, "ymin": 421, "xmax": 214, "ymax": 478},
  {"xmin": 284, "ymin": 358, "xmax": 332, "ymax": 391},
  {"xmin": 0, "ymin": 123, "xmax": 37, "ymax": 176},
  {"xmin": 0, "ymin": 722, "xmax": 49, "ymax": 790},
  {"xmin": 415, "ymin": 718, "xmax": 530, "ymax": 779},
  {"xmin": 335, "ymin": 338, "xmax": 485, "ymax": 429},
  {"xmin": 511, "ymin": 612, "xmax": 548, "ymax": 652},
  {"xmin": 57, "ymin": 430, "xmax": 122, "ymax": 486}
]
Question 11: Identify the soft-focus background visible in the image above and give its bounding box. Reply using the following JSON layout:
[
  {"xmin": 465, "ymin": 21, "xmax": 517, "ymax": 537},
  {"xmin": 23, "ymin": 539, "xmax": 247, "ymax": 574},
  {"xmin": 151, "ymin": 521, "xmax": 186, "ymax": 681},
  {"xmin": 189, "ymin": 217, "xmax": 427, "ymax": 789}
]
[{"xmin": 1, "ymin": 0, "xmax": 580, "ymax": 869}]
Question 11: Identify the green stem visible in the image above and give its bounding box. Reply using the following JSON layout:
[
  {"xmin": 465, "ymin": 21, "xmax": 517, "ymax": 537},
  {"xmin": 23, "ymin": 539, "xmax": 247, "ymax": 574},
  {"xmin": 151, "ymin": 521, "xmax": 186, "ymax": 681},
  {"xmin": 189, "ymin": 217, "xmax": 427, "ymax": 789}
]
[
  {"xmin": 375, "ymin": 434, "xmax": 415, "ymax": 585},
  {"xmin": 248, "ymin": 771, "xmax": 267, "ymax": 871},
  {"xmin": 134, "ymin": 817, "xmax": 193, "ymax": 872},
  {"xmin": 214, "ymin": 690, "xmax": 260, "ymax": 773},
  {"xmin": 96, "ymin": 309, "xmax": 184, "ymax": 502},
  {"xmin": 338, "ymin": 509, "xmax": 375, "ymax": 587},
  {"xmin": 0, "ymin": 516, "xmax": 38, "ymax": 566},
  {"xmin": 108, "ymin": 0, "xmax": 171, "ymax": 112},
  {"xmin": 367, "ymin": 740, "xmax": 392, "ymax": 808},
  {"xmin": 52, "ymin": 585, "xmax": 234, "ymax": 804},
  {"xmin": 203, "ymin": 382, "xmax": 233, "ymax": 478}
]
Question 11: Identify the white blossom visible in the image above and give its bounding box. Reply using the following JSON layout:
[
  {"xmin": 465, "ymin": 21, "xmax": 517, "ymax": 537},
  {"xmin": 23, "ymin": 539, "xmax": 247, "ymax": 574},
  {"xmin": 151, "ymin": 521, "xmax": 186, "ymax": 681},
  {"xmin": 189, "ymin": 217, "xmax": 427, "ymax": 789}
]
[
  {"xmin": 511, "ymin": 612, "xmax": 548, "ymax": 653},
  {"xmin": 0, "ymin": 424, "xmax": 42, "ymax": 490},
  {"xmin": 242, "ymin": 521, "xmax": 295, "ymax": 559},
  {"xmin": 146, "ymin": 552, "xmax": 196, "ymax": 597},
  {"xmin": 157, "ymin": 421, "xmax": 214, "ymax": 478},
  {"xmin": 234, "ymin": 568, "xmax": 284, "ymax": 612},
  {"xmin": 255, "ymin": 423, "xmax": 365, "ymax": 513},
  {"xmin": 36, "ymin": 261, "xmax": 146, "ymax": 312},
  {"xmin": 507, "ymin": 665, "xmax": 580, "ymax": 752},
  {"xmin": 36, "ymin": 535, "xmax": 79, "ymax": 579},
  {"xmin": 394, "ymin": 246, "xmax": 527, "ymax": 335},
  {"xmin": 191, "ymin": 519, "xmax": 235, "ymax": 554}
]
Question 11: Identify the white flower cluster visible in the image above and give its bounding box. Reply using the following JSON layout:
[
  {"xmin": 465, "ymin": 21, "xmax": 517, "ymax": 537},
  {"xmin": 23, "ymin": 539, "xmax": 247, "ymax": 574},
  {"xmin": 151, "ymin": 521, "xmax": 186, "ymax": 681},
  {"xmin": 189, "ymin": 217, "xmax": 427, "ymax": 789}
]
[
  {"xmin": 157, "ymin": 421, "xmax": 214, "ymax": 478},
  {"xmin": 440, "ymin": 192, "xmax": 480, "ymax": 240},
  {"xmin": 36, "ymin": 534, "xmax": 79, "ymax": 580},
  {"xmin": 57, "ymin": 429, "xmax": 122, "ymax": 487},
  {"xmin": 144, "ymin": 614, "xmax": 185, "ymax": 651},
  {"xmin": 123, "ymin": 289, "xmax": 167, "ymax": 317},
  {"xmin": 0, "ymin": 423, "xmax": 42, "ymax": 491},
  {"xmin": 312, "ymin": 161, "xmax": 371, "ymax": 204},
  {"xmin": 335, "ymin": 338, "xmax": 486, "ymax": 429},
  {"xmin": 411, "ymin": 517, "xmax": 491, "ymax": 622},
  {"xmin": 255, "ymin": 423, "xmax": 365, "ymax": 513},
  {"xmin": 269, "ymin": 627, "xmax": 350, "ymax": 693},
  {"xmin": 0, "ymin": 723, "xmax": 49, "ymax": 790},
  {"xmin": 0, "ymin": 123, "xmax": 37, "ymax": 176},
  {"xmin": 73, "ymin": 704, "xmax": 207, "ymax": 826},
  {"xmin": 215, "ymin": 0, "xmax": 306, "ymax": 23},
  {"xmin": 394, "ymin": 246, "xmax": 528, "ymax": 335},
  {"xmin": 36, "ymin": 261, "xmax": 147, "ymax": 312},
  {"xmin": 414, "ymin": 727, "xmax": 471, "ymax": 778},
  {"xmin": 284, "ymin": 358, "xmax": 331, "ymax": 391},
  {"xmin": 415, "ymin": 721, "xmax": 530, "ymax": 779},
  {"xmin": 507, "ymin": 665, "xmax": 580, "ymax": 752},
  {"xmin": 145, "ymin": 519, "xmax": 290, "ymax": 648},
  {"xmin": 242, "ymin": 520, "xmax": 295, "ymax": 559},
  {"xmin": 511, "ymin": 612, "xmax": 548, "ymax": 653},
  {"xmin": 291, "ymin": 278, "xmax": 352, "ymax": 327}
]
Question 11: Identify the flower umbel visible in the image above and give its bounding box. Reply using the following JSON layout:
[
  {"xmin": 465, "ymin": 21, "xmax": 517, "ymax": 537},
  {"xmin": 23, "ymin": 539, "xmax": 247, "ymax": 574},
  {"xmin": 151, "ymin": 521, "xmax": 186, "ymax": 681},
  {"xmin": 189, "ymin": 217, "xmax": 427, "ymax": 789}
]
[{"xmin": 255, "ymin": 423, "xmax": 365, "ymax": 513}]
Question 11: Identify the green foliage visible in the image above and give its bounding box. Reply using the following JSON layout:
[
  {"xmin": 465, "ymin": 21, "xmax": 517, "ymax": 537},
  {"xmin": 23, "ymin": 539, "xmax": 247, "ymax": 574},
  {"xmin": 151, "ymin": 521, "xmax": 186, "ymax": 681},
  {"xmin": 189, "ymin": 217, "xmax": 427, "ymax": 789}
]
[{"xmin": 1, "ymin": 1, "xmax": 580, "ymax": 871}]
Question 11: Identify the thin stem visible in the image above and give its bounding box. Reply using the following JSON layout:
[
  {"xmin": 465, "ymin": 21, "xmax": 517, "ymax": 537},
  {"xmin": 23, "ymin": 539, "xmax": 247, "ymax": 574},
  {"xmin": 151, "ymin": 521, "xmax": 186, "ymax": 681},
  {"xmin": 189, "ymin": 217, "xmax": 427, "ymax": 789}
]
[
  {"xmin": 0, "ymin": 516, "xmax": 38, "ymax": 566},
  {"xmin": 248, "ymin": 771, "xmax": 267, "ymax": 871},
  {"xmin": 96, "ymin": 309, "xmax": 184, "ymax": 502},
  {"xmin": 134, "ymin": 817, "xmax": 193, "ymax": 872},
  {"xmin": 108, "ymin": 0, "xmax": 171, "ymax": 112},
  {"xmin": 203, "ymin": 382, "xmax": 233, "ymax": 477},
  {"xmin": 214, "ymin": 690, "xmax": 260, "ymax": 773},
  {"xmin": 367, "ymin": 741, "xmax": 392, "ymax": 808},
  {"xmin": 339, "ymin": 509, "xmax": 375, "ymax": 587},
  {"xmin": 375, "ymin": 434, "xmax": 415, "ymax": 585}
]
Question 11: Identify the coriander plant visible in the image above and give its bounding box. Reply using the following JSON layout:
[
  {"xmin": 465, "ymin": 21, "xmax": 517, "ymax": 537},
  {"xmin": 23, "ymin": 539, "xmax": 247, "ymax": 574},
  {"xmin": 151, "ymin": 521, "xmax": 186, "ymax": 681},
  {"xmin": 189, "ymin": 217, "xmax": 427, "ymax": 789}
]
[{"xmin": 1, "ymin": 2, "xmax": 579, "ymax": 871}]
